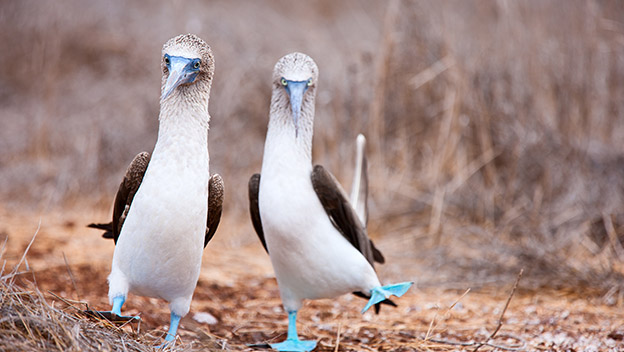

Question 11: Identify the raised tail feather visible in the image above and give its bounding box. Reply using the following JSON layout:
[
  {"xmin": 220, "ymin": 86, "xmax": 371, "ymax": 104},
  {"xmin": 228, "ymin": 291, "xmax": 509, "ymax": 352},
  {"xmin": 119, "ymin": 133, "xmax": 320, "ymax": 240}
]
[{"xmin": 350, "ymin": 134, "xmax": 368, "ymax": 227}]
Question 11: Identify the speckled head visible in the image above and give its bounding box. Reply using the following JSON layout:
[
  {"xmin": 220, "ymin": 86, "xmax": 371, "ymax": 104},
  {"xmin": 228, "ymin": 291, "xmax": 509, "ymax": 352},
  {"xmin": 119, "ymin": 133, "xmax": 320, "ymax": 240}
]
[
  {"xmin": 272, "ymin": 53, "xmax": 319, "ymax": 136},
  {"xmin": 160, "ymin": 33, "xmax": 214, "ymax": 102},
  {"xmin": 272, "ymin": 52, "xmax": 318, "ymax": 87}
]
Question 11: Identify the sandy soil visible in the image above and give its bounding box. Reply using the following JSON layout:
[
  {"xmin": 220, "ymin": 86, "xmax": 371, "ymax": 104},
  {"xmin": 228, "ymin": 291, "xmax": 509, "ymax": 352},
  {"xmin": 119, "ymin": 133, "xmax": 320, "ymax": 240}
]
[{"xmin": 1, "ymin": 207, "xmax": 622, "ymax": 351}]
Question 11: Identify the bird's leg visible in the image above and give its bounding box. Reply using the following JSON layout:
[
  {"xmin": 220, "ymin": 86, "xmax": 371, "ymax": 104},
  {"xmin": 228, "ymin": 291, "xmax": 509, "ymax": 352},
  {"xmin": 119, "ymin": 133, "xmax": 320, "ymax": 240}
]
[
  {"xmin": 111, "ymin": 296, "xmax": 124, "ymax": 316},
  {"xmin": 165, "ymin": 312, "xmax": 182, "ymax": 342},
  {"xmin": 156, "ymin": 312, "xmax": 182, "ymax": 349},
  {"xmin": 270, "ymin": 310, "xmax": 317, "ymax": 352},
  {"xmin": 286, "ymin": 310, "xmax": 298, "ymax": 341},
  {"xmin": 107, "ymin": 295, "xmax": 141, "ymax": 321},
  {"xmin": 361, "ymin": 281, "xmax": 414, "ymax": 314}
]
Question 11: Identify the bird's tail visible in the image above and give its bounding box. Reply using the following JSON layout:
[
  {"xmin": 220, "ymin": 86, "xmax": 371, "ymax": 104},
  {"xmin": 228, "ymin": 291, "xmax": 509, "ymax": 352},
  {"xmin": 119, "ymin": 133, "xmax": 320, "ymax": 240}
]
[
  {"xmin": 87, "ymin": 222, "xmax": 114, "ymax": 239},
  {"xmin": 349, "ymin": 134, "xmax": 368, "ymax": 226}
]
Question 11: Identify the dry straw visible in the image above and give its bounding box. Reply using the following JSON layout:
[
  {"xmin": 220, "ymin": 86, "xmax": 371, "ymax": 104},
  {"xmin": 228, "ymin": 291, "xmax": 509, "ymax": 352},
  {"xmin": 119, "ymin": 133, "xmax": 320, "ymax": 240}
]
[{"xmin": 0, "ymin": 231, "xmax": 227, "ymax": 351}]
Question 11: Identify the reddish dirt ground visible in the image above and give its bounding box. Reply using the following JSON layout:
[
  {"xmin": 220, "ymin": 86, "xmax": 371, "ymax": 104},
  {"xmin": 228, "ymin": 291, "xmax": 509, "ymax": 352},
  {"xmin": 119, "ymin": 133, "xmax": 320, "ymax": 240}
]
[{"xmin": 1, "ymin": 207, "xmax": 623, "ymax": 351}]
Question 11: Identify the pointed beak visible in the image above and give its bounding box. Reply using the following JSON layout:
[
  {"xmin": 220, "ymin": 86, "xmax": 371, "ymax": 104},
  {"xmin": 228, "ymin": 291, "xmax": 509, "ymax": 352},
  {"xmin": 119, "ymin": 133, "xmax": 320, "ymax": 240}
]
[
  {"xmin": 284, "ymin": 81, "xmax": 309, "ymax": 136},
  {"xmin": 161, "ymin": 57, "xmax": 200, "ymax": 101}
]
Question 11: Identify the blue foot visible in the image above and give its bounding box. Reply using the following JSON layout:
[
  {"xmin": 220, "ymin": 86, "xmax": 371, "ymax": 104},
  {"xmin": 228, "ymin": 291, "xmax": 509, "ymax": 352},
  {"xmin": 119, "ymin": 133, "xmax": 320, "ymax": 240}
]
[
  {"xmin": 86, "ymin": 296, "xmax": 140, "ymax": 323},
  {"xmin": 361, "ymin": 281, "xmax": 414, "ymax": 314},
  {"xmin": 270, "ymin": 339, "xmax": 317, "ymax": 352},
  {"xmin": 270, "ymin": 310, "xmax": 317, "ymax": 351}
]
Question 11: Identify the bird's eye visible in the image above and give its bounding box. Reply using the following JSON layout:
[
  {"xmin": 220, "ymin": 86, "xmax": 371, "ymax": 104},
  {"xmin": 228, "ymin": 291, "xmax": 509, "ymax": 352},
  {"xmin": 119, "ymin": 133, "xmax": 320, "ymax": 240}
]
[
  {"xmin": 307, "ymin": 79, "xmax": 313, "ymax": 87},
  {"xmin": 164, "ymin": 55, "xmax": 170, "ymax": 65},
  {"xmin": 193, "ymin": 60, "xmax": 200, "ymax": 69},
  {"xmin": 280, "ymin": 78, "xmax": 287, "ymax": 86}
]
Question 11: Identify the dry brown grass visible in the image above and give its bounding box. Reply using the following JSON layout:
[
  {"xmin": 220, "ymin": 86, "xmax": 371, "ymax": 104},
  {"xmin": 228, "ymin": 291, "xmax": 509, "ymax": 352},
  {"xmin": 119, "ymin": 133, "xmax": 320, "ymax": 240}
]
[
  {"xmin": 1, "ymin": 218, "xmax": 623, "ymax": 351},
  {"xmin": 1, "ymin": 2, "xmax": 624, "ymax": 348},
  {"xmin": 0, "ymin": 276, "xmax": 154, "ymax": 352},
  {"xmin": 0, "ymin": 228, "xmax": 153, "ymax": 352},
  {"xmin": 381, "ymin": 0, "xmax": 624, "ymax": 297}
]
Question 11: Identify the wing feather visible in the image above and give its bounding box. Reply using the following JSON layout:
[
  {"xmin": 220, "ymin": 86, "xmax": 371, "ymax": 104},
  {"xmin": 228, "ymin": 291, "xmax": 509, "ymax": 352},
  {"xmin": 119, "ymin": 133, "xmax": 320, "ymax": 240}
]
[
  {"xmin": 205, "ymin": 174, "xmax": 224, "ymax": 247},
  {"xmin": 88, "ymin": 152, "xmax": 150, "ymax": 244},
  {"xmin": 310, "ymin": 165, "xmax": 385, "ymax": 266},
  {"xmin": 248, "ymin": 173, "xmax": 268, "ymax": 253}
]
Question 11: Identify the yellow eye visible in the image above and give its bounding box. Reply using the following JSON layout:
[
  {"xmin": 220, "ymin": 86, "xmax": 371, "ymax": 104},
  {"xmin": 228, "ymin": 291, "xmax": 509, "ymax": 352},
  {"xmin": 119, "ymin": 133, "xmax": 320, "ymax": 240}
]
[
  {"xmin": 193, "ymin": 61, "xmax": 200, "ymax": 69},
  {"xmin": 280, "ymin": 78, "xmax": 287, "ymax": 86},
  {"xmin": 307, "ymin": 79, "xmax": 312, "ymax": 87},
  {"xmin": 164, "ymin": 56, "xmax": 170, "ymax": 65}
]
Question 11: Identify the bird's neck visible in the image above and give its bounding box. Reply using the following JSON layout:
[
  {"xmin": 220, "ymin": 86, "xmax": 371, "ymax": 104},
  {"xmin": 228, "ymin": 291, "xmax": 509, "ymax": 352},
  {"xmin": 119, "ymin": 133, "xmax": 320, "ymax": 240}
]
[
  {"xmin": 155, "ymin": 93, "xmax": 210, "ymax": 155},
  {"xmin": 263, "ymin": 95, "xmax": 315, "ymax": 171}
]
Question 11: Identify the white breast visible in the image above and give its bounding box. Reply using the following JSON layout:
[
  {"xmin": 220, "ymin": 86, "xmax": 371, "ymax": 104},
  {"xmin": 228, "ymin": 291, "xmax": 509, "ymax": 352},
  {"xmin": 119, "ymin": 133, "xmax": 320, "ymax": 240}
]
[
  {"xmin": 259, "ymin": 131, "xmax": 380, "ymax": 311},
  {"xmin": 110, "ymin": 110, "xmax": 209, "ymax": 304}
]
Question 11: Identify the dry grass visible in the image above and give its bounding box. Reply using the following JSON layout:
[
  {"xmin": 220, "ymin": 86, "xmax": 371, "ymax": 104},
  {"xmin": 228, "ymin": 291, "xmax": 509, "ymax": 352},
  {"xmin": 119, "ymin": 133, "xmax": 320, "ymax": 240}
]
[
  {"xmin": 1, "ymin": 219, "xmax": 623, "ymax": 351},
  {"xmin": 1, "ymin": 2, "xmax": 624, "ymax": 349},
  {"xmin": 0, "ymin": 227, "xmax": 231, "ymax": 352},
  {"xmin": 0, "ymin": 230, "xmax": 152, "ymax": 352},
  {"xmin": 0, "ymin": 276, "xmax": 153, "ymax": 352}
]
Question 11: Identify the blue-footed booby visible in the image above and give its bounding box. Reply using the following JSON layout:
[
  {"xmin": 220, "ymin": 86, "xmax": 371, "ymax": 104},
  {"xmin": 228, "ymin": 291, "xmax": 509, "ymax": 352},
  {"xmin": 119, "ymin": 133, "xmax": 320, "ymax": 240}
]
[
  {"xmin": 87, "ymin": 33, "xmax": 224, "ymax": 345},
  {"xmin": 248, "ymin": 53, "xmax": 412, "ymax": 352}
]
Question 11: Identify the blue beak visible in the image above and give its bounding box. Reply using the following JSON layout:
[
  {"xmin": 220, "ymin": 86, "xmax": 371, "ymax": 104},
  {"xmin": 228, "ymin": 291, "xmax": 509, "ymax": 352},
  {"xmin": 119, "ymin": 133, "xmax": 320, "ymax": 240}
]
[
  {"xmin": 161, "ymin": 56, "xmax": 200, "ymax": 101},
  {"xmin": 284, "ymin": 80, "xmax": 309, "ymax": 137}
]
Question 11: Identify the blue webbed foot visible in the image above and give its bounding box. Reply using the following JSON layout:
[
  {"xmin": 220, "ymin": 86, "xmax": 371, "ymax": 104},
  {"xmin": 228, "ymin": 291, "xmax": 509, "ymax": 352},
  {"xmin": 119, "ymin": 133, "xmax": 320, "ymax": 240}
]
[
  {"xmin": 84, "ymin": 296, "xmax": 140, "ymax": 323},
  {"xmin": 270, "ymin": 338, "xmax": 317, "ymax": 352},
  {"xmin": 361, "ymin": 281, "xmax": 414, "ymax": 314}
]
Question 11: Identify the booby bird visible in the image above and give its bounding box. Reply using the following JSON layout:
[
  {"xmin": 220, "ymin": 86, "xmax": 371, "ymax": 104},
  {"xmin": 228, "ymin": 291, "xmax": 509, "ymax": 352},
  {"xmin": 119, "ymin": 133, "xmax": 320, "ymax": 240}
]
[
  {"xmin": 248, "ymin": 53, "xmax": 412, "ymax": 352},
  {"xmin": 87, "ymin": 33, "xmax": 224, "ymax": 345}
]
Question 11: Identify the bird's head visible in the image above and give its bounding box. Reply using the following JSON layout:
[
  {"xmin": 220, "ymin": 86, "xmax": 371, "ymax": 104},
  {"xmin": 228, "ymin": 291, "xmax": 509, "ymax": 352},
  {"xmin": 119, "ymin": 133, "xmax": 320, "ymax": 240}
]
[
  {"xmin": 161, "ymin": 34, "xmax": 214, "ymax": 102},
  {"xmin": 272, "ymin": 52, "xmax": 319, "ymax": 136}
]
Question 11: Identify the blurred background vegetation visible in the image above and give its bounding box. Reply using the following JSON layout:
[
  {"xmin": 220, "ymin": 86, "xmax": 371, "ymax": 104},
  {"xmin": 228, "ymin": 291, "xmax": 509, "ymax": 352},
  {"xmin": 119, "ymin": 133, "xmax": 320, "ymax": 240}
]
[{"xmin": 1, "ymin": 0, "xmax": 623, "ymax": 299}]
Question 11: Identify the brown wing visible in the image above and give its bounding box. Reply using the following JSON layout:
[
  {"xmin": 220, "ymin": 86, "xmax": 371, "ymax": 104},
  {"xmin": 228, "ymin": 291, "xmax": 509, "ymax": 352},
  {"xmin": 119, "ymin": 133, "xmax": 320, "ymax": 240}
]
[
  {"xmin": 248, "ymin": 173, "xmax": 268, "ymax": 253},
  {"xmin": 311, "ymin": 164, "xmax": 392, "ymax": 314},
  {"xmin": 87, "ymin": 152, "xmax": 150, "ymax": 244},
  {"xmin": 205, "ymin": 174, "xmax": 224, "ymax": 247},
  {"xmin": 310, "ymin": 165, "xmax": 384, "ymax": 265}
]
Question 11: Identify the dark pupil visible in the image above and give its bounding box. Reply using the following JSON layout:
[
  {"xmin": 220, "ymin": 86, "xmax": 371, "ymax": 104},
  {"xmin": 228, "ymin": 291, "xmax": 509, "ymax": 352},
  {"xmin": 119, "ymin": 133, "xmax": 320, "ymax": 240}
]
[
  {"xmin": 194, "ymin": 61, "xmax": 200, "ymax": 68},
  {"xmin": 165, "ymin": 57, "xmax": 170, "ymax": 65}
]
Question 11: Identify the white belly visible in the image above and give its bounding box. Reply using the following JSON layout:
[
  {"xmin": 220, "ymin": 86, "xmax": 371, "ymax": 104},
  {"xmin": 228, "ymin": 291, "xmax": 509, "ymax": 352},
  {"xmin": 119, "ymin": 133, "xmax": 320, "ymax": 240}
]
[
  {"xmin": 109, "ymin": 147, "xmax": 208, "ymax": 308},
  {"xmin": 259, "ymin": 169, "xmax": 380, "ymax": 311}
]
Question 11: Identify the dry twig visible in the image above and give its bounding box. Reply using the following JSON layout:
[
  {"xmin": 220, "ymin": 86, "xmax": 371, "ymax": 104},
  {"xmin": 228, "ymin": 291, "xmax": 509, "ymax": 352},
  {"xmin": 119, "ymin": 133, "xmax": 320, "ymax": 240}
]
[
  {"xmin": 424, "ymin": 288, "xmax": 471, "ymax": 341},
  {"xmin": 3, "ymin": 220, "xmax": 40, "ymax": 283},
  {"xmin": 424, "ymin": 270, "xmax": 526, "ymax": 351},
  {"xmin": 63, "ymin": 252, "xmax": 80, "ymax": 299},
  {"xmin": 334, "ymin": 322, "xmax": 342, "ymax": 352},
  {"xmin": 472, "ymin": 269, "xmax": 524, "ymax": 352}
]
